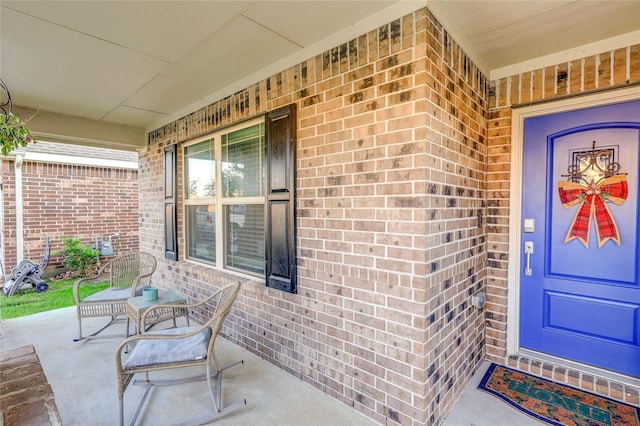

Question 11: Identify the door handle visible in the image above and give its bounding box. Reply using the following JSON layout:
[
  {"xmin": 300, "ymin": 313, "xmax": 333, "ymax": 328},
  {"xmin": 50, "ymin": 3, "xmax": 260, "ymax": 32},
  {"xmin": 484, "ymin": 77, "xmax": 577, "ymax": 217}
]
[{"xmin": 524, "ymin": 241, "xmax": 533, "ymax": 276}]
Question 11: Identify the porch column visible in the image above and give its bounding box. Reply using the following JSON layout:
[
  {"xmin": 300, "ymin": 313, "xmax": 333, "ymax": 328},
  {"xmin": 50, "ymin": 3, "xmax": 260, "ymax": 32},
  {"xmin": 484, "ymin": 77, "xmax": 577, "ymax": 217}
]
[{"xmin": 14, "ymin": 151, "xmax": 24, "ymax": 262}]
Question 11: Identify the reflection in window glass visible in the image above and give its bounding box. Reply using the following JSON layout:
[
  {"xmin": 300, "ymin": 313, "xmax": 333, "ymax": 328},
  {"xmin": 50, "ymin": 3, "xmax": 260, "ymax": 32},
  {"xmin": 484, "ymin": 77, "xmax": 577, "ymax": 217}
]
[
  {"xmin": 186, "ymin": 205, "xmax": 216, "ymax": 264},
  {"xmin": 225, "ymin": 204, "xmax": 264, "ymax": 274},
  {"xmin": 185, "ymin": 139, "xmax": 215, "ymax": 199},
  {"xmin": 222, "ymin": 123, "xmax": 264, "ymax": 198}
]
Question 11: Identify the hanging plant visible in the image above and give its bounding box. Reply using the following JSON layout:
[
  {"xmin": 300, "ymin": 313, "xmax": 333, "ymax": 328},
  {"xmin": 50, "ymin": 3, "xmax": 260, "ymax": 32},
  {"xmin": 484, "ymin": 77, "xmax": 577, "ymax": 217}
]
[
  {"xmin": 0, "ymin": 112, "xmax": 36, "ymax": 156},
  {"xmin": 1, "ymin": 78, "xmax": 37, "ymax": 156}
]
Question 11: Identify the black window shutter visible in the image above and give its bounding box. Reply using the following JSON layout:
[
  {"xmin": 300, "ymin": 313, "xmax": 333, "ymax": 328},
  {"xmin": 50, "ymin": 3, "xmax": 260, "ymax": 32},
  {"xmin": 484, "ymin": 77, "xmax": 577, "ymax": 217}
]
[
  {"xmin": 265, "ymin": 104, "xmax": 297, "ymax": 293},
  {"xmin": 164, "ymin": 144, "xmax": 178, "ymax": 261}
]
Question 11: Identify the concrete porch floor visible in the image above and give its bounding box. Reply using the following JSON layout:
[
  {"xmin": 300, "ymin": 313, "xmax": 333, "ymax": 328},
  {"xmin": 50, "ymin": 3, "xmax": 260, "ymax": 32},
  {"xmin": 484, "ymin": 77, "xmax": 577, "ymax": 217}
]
[{"xmin": 0, "ymin": 306, "xmax": 541, "ymax": 425}]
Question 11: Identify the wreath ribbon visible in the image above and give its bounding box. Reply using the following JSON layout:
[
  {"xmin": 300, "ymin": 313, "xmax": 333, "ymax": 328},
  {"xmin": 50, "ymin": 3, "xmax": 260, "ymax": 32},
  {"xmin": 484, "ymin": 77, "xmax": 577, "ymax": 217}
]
[{"xmin": 558, "ymin": 174, "xmax": 628, "ymax": 248}]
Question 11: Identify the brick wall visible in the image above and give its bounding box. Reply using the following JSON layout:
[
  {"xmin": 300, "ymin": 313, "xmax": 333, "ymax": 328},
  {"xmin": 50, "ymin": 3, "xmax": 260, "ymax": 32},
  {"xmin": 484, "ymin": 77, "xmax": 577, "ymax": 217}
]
[
  {"xmin": 486, "ymin": 45, "xmax": 640, "ymax": 403},
  {"xmin": 1, "ymin": 160, "xmax": 139, "ymax": 273},
  {"xmin": 143, "ymin": 7, "xmax": 488, "ymax": 425}
]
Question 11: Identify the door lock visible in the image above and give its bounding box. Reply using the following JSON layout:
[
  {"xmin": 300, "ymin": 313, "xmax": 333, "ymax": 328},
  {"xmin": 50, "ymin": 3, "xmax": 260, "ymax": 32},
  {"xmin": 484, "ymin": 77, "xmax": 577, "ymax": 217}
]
[{"xmin": 524, "ymin": 241, "xmax": 534, "ymax": 276}]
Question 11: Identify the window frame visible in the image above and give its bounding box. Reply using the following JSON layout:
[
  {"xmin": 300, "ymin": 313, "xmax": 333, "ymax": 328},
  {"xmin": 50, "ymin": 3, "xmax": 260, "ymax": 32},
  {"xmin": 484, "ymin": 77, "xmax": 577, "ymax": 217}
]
[{"xmin": 182, "ymin": 117, "xmax": 266, "ymax": 277}]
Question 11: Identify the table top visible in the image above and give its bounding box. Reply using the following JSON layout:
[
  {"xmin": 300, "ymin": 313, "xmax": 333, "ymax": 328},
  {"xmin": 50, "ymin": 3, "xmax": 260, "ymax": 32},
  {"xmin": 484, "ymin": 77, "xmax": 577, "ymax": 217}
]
[{"xmin": 127, "ymin": 289, "xmax": 186, "ymax": 311}]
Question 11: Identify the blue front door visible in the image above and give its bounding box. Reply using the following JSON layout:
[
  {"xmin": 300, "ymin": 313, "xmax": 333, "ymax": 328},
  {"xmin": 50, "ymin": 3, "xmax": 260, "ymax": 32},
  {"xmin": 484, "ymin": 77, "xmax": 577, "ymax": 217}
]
[{"xmin": 520, "ymin": 99, "xmax": 640, "ymax": 378}]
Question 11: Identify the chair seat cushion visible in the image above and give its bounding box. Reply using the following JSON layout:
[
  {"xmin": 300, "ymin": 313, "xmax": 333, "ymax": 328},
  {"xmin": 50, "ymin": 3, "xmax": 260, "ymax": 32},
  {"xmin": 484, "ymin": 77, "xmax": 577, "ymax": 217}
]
[
  {"xmin": 124, "ymin": 326, "xmax": 212, "ymax": 368},
  {"xmin": 82, "ymin": 286, "xmax": 141, "ymax": 303}
]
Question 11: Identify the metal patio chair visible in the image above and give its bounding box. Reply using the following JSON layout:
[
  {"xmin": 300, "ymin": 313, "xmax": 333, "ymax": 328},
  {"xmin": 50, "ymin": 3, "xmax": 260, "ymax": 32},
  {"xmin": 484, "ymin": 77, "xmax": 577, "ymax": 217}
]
[
  {"xmin": 73, "ymin": 251, "xmax": 156, "ymax": 341},
  {"xmin": 115, "ymin": 281, "xmax": 245, "ymax": 426}
]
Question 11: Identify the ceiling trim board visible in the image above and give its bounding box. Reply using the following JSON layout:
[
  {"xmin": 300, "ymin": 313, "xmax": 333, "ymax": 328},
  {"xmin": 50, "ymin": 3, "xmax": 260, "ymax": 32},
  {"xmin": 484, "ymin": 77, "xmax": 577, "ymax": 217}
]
[
  {"xmin": 13, "ymin": 106, "xmax": 146, "ymax": 151},
  {"xmin": 19, "ymin": 151, "xmax": 138, "ymax": 170},
  {"xmin": 31, "ymin": 132, "xmax": 144, "ymax": 152}
]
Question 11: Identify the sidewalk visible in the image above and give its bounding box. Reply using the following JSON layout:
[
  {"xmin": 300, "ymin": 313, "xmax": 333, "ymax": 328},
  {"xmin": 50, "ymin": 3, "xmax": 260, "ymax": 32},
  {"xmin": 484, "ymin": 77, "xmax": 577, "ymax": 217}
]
[{"xmin": 0, "ymin": 345, "xmax": 62, "ymax": 425}]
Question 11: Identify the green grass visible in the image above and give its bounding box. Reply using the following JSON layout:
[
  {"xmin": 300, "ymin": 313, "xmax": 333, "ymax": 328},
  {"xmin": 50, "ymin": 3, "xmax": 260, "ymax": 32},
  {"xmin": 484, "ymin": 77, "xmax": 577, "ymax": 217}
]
[{"xmin": 1, "ymin": 279, "xmax": 109, "ymax": 319}]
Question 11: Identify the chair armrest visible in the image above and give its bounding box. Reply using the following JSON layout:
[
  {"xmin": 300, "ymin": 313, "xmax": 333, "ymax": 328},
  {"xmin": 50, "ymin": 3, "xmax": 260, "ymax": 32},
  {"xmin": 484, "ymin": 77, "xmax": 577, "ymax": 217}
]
[
  {"xmin": 139, "ymin": 291, "xmax": 217, "ymax": 327},
  {"xmin": 130, "ymin": 254, "xmax": 157, "ymax": 291},
  {"xmin": 72, "ymin": 267, "xmax": 110, "ymax": 304},
  {"xmin": 131, "ymin": 275, "xmax": 153, "ymax": 292}
]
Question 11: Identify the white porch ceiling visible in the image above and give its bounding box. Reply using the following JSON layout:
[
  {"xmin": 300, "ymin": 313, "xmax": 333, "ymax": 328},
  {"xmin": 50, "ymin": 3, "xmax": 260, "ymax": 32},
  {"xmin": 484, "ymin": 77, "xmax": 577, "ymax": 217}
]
[
  {"xmin": 429, "ymin": 0, "xmax": 640, "ymax": 74},
  {"xmin": 1, "ymin": 0, "xmax": 639, "ymax": 148}
]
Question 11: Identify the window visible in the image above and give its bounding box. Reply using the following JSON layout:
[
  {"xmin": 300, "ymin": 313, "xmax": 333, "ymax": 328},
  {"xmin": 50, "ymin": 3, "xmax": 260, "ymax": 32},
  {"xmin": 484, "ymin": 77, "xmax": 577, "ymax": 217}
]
[
  {"xmin": 166, "ymin": 104, "xmax": 297, "ymax": 292},
  {"xmin": 184, "ymin": 120, "xmax": 265, "ymax": 276}
]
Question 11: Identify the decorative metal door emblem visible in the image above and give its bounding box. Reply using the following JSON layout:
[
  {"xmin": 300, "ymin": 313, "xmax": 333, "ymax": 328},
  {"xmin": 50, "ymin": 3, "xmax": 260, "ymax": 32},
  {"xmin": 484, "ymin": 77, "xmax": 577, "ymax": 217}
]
[{"xmin": 558, "ymin": 141, "xmax": 628, "ymax": 248}]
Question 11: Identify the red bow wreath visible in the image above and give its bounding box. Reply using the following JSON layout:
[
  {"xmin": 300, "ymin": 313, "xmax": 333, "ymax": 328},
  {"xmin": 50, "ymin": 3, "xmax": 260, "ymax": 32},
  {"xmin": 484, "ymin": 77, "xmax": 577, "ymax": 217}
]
[{"xmin": 558, "ymin": 174, "xmax": 628, "ymax": 248}]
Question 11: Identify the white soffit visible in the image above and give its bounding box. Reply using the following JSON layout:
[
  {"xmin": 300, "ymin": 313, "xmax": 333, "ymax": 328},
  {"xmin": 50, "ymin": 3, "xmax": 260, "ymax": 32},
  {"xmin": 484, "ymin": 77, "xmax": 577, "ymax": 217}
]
[
  {"xmin": 123, "ymin": 15, "xmax": 301, "ymax": 114},
  {"xmin": 1, "ymin": 7, "xmax": 167, "ymax": 120},
  {"xmin": 102, "ymin": 105, "xmax": 168, "ymax": 129},
  {"xmin": 242, "ymin": 0, "xmax": 397, "ymax": 47},
  {"xmin": 5, "ymin": 0, "xmax": 635, "ymax": 141},
  {"xmin": 428, "ymin": 0, "xmax": 640, "ymax": 79},
  {"xmin": 491, "ymin": 30, "xmax": 640, "ymax": 81},
  {"xmin": 476, "ymin": 2, "xmax": 640, "ymax": 69},
  {"xmin": 3, "ymin": 1, "xmax": 252, "ymax": 62},
  {"xmin": 151, "ymin": 0, "xmax": 427, "ymax": 131}
]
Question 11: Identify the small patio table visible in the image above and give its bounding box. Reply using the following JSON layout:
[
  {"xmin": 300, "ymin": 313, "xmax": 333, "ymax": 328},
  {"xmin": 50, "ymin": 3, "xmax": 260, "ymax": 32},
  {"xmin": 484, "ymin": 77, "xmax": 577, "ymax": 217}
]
[{"xmin": 126, "ymin": 289, "xmax": 189, "ymax": 336}]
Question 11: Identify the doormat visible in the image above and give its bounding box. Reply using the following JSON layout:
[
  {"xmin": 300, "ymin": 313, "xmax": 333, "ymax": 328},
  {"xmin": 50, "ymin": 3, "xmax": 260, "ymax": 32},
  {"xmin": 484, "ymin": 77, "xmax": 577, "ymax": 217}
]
[{"xmin": 478, "ymin": 363, "xmax": 640, "ymax": 426}]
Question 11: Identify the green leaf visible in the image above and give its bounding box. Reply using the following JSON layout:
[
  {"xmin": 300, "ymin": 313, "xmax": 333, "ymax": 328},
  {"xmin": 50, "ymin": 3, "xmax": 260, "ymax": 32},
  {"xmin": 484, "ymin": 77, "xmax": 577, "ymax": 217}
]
[{"xmin": 0, "ymin": 112, "xmax": 36, "ymax": 156}]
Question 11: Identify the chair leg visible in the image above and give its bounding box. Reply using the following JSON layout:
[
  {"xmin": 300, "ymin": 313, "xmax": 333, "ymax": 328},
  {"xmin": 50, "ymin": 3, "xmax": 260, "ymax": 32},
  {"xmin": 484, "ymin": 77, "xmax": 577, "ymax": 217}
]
[
  {"xmin": 203, "ymin": 355, "xmax": 246, "ymax": 419},
  {"xmin": 119, "ymin": 396, "xmax": 124, "ymax": 426},
  {"xmin": 130, "ymin": 358, "xmax": 246, "ymax": 426},
  {"xmin": 77, "ymin": 317, "xmax": 83, "ymax": 341},
  {"xmin": 129, "ymin": 382, "xmax": 153, "ymax": 426},
  {"xmin": 74, "ymin": 315, "xmax": 123, "ymax": 342},
  {"xmin": 206, "ymin": 361, "xmax": 221, "ymax": 413},
  {"xmin": 121, "ymin": 372, "xmax": 153, "ymax": 426}
]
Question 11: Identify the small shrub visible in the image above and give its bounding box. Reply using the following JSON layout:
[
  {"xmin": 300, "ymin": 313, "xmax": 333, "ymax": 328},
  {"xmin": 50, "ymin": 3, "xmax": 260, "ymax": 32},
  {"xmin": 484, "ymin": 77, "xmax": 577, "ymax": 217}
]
[{"xmin": 53, "ymin": 237, "xmax": 99, "ymax": 276}]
